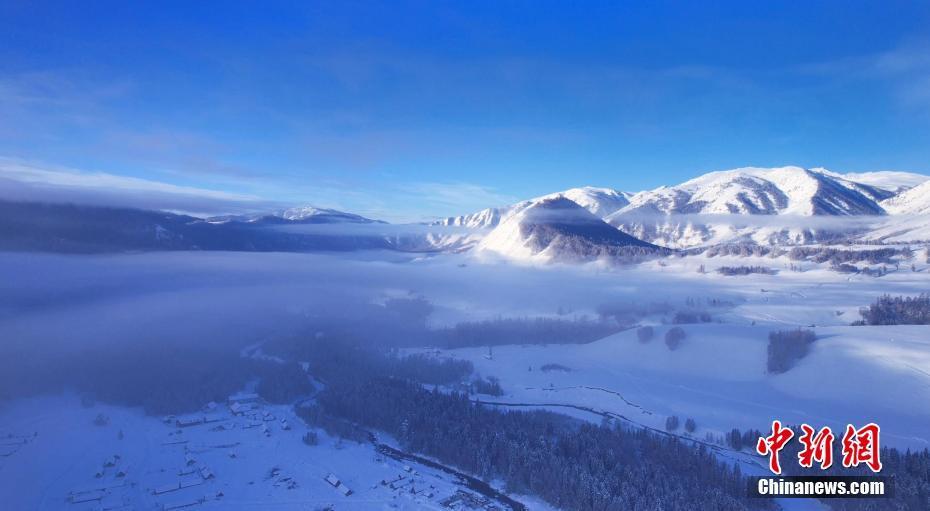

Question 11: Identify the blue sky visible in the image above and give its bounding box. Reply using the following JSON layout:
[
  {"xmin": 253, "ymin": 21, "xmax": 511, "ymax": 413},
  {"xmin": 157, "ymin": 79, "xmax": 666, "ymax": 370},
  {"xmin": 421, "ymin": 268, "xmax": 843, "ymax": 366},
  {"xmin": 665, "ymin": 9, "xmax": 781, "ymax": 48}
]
[{"xmin": 1, "ymin": 1, "xmax": 930, "ymax": 221}]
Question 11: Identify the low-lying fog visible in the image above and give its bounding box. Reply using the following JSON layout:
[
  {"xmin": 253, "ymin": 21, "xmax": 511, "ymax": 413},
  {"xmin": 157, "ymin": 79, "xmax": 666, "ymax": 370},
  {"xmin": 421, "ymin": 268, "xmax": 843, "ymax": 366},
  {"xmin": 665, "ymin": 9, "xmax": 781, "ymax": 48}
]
[
  {"xmin": 0, "ymin": 250, "xmax": 705, "ymax": 404},
  {"xmin": 1, "ymin": 249, "xmax": 923, "ymax": 415}
]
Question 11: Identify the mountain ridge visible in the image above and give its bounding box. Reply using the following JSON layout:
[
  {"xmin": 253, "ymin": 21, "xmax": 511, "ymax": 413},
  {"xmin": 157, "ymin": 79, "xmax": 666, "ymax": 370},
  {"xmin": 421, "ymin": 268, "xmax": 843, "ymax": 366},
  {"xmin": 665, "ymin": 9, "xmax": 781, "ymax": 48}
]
[
  {"xmin": 442, "ymin": 166, "xmax": 930, "ymax": 248},
  {"xmin": 476, "ymin": 197, "xmax": 663, "ymax": 263}
]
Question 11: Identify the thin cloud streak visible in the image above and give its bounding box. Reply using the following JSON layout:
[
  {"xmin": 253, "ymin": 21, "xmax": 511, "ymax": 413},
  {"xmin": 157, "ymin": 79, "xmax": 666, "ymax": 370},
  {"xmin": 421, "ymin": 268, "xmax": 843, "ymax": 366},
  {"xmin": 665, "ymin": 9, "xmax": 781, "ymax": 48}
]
[
  {"xmin": 0, "ymin": 157, "xmax": 520, "ymax": 223},
  {"xmin": 0, "ymin": 157, "xmax": 279, "ymax": 217}
]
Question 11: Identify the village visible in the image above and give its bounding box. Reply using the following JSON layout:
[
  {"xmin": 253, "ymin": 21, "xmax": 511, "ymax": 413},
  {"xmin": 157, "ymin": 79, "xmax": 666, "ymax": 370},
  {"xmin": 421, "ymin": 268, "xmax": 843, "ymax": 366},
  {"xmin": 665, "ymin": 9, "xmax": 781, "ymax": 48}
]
[{"xmin": 0, "ymin": 391, "xmax": 541, "ymax": 511}]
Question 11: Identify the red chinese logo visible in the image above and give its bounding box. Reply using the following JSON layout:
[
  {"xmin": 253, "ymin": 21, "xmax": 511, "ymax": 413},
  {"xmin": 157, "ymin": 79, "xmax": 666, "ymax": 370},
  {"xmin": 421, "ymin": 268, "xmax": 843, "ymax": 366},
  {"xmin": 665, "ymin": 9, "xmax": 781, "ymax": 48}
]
[
  {"xmin": 841, "ymin": 423, "xmax": 882, "ymax": 473},
  {"xmin": 756, "ymin": 420, "xmax": 794, "ymax": 475},
  {"xmin": 797, "ymin": 424, "xmax": 834, "ymax": 470},
  {"xmin": 757, "ymin": 421, "xmax": 882, "ymax": 474}
]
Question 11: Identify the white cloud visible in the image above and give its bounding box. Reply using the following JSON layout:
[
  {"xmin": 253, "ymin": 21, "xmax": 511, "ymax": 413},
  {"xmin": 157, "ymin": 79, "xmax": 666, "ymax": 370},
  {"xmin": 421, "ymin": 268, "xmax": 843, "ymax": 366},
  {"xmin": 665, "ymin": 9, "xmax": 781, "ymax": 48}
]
[
  {"xmin": 0, "ymin": 157, "xmax": 521, "ymax": 223},
  {"xmin": 400, "ymin": 181, "xmax": 518, "ymax": 217},
  {"xmin": 0, "ymin": 157, "xmax": 281, "ymax": 216}
]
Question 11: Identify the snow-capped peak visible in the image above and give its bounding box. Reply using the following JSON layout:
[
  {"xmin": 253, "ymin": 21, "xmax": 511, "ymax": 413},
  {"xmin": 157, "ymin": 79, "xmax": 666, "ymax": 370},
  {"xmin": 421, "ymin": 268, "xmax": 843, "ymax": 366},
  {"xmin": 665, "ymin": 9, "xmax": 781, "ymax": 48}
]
[
  {"xmin": 432, "ymin": 165, "xmax": 930, "ymax": 251},
  {"xmin": 208, "ymin": 205, "xmax": 381, "ymax": 224},
  {"xmin": 435, "ymin": 186, "xmax": 631, "ymax": 229},
  {"xmin": 880, "ymin": 180, "xmax": 930, "ymax": 215},
  {"xmin": 534, "ymin": 186, "xmax": 633, "ymax": 217},
  {"xmin": 827, "ymin": 169, "xmax": 930, "ymax": 194},
  {"xmin": 476, "ymin": 196, "xmax": 658, "ymax": 263},
  {"xmin": 615, "ymin": 166, "xmax": 887, "ymax": 217}
]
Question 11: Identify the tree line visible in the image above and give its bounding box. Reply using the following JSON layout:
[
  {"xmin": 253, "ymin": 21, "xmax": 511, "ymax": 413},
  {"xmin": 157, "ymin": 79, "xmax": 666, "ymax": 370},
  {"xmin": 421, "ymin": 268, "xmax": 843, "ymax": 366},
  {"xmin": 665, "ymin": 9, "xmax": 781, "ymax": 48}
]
[
  {"xmin": 315, "ymin": 376, "xmax": 774, "ymax": 511},
  {"xmin": 855, "ymin": 294, "xmax": 930, "ymax": 325}
]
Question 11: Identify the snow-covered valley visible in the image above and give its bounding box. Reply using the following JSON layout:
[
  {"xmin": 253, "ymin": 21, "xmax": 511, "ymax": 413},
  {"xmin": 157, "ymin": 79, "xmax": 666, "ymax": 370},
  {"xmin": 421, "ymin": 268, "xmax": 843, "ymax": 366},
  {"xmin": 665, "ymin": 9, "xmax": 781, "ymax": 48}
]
[
  {"xmin": 0, "ymin": 393, "xmax": 552, "ymax": 511},
  {"xmin": 1, "ymin": 246, "xmax": 928, "ymax": 510}
]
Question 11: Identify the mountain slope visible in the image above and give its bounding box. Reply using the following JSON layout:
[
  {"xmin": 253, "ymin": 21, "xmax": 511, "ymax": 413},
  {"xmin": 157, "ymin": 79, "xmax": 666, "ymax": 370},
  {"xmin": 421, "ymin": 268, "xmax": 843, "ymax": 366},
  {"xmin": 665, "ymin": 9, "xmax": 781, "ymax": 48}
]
[
  {"xmin": 535, "ymin": 187, "xmax": 632, "ymax": 217},
  {"xmin": 0, "ymin": 200, "xmax": 392, "ymax": 253},
  {"xmin": 601, "ymin": 167, "xmax": 896, "ymax": 247},
  {"xmin": 476, "ymin": 197, "xmax": 662, "ymax": 263},
  {"xmin": 438, "ymin": 166, "xmax": 918, "ymax": 250},
  {"xmin": 436, "ymin": 186, "xmax": 631, "ymax": 229},
  {"xmin": 880, "ymin": 180, "xmax": 930, "ymax": 215},
  {"xmin": 435, "ymin": 206, "xmax": 510, "ymax": 229},
  {"xmin": 838, "ymin": 170, "xmax": 930, "ymax": 193},
  {"xmin": 615, "ymin": 166, "xmax": 888, "ymax": 217},
  {"xmin": 209, "ymin": 205, "xmax": 382, "ymax": 225}
]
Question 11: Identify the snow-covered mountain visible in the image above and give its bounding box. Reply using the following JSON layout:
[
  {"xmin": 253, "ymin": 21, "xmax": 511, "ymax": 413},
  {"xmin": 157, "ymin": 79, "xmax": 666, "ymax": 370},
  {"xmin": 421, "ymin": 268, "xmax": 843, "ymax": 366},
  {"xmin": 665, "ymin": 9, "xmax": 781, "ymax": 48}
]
[
  {"xmin": 601, "ymin": 167, "xmax": 900, "ymax": 247},
  {"xmin": 436, "ymin": 186, "xmax": 632, "ymax": 229},
  {"xmin": 440, "ymin": 166, "xmax": 930, "ymax": 250},
  {"xmin": 536, "ymin": 186, "xmax": 633, "ymax": 217},
  {"xmin": 860, "ymin": 180, "xmax": 930, "ymax": 241},
  {"xmin": 210, "ymin": 206, "xmax": 382, "ymax": 225},
  {"xmin": 12, "ymin": 165, "xmax": 929, "ymax": 255},
  {"xmin": 880, "ymin": 180, "xmax": 930, "ymax": 215},
  {"xmin": 838, "ymin": 170, "xmax": 930, "ymax": 194},
  {"xmin": 0, "ymin": 200, "xmax": 395, "ymax": 253},
  {"xmin": 612, "ymin": 166, "xmax": 889, "ymax": 217},
  {"xmin": 476, "ymin": 197, "xmax": 660, "ymax": 263},
  {"xmin": 435, "ymin": 206, "xmax": 509, "ymax": 229}
]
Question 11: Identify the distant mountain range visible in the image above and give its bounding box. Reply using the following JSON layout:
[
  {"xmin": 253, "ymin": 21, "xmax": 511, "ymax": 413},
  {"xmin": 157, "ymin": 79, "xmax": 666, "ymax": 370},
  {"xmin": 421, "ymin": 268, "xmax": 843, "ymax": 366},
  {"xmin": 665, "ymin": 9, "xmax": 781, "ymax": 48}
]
[
  {"xmin": 3, "ymin": 165, "xmax": 929, "ymax": 260},
  {"xmin": 207, "ymin": 206, "xmax": 384, "ymax": 225},
  {"xmin": 441, "ymin": 166, "xmax": 930, "ymax": 252},
  {"xmin": 0, "ymin": 201, "xmax": 390, "ymax": 253},
  {"xmin": 475, "ymin": 197, "xmax": 663, "ymax": 263}
]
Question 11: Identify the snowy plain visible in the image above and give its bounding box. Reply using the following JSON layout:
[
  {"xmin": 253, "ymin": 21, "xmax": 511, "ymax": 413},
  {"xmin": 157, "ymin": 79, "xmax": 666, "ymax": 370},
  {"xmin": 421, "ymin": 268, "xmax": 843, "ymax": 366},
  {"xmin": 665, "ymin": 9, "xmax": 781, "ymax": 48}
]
[{"xmin": 0, "ymin": 248, "xmax": 928, "ymax": 510}]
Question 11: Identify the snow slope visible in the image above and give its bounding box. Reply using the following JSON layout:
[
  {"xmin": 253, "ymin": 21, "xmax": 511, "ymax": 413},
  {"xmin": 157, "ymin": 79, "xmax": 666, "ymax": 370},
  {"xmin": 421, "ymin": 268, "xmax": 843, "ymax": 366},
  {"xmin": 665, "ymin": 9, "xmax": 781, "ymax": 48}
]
[
  {"xmin": 210, "ymin": 206, "xmax": 381, "ymax": 225},
  {"xmin": 860, "ymin": 214, "xmax": 930, "ymax": 242},
  {"xmin": 436, "ymin": 166, "xmax": 930, "ymax": 250},
  {"xmin": 436, "ymin": 186, "xmax": 631, "ymax": 229},
  {"xmin": 434, "ymin": 205, "xmax": 510, "ymax": 229},
  {"xmin": 0, "ymin": 394, "xmax": 554, "ymax": 511},
  {"xmin": 880, "ymin": 180, "xmax": 930, "ymax": 215},
  {"xmin": 535, "ymin": 187, "xmax": 632, "ymax": 217},
  {"xmin": 614, "ymin": 166, "xmax": 888, "ymax": 217},
  {"xmin": 475, "ymin": 197, "xmax": 657, "ymax": 263},
  {"xmin": 839, "ymin": 170, "xmax": 930, "ymax": 193},
  {"xmin": 437, "ymin": 322, "xmax": 930, "ymax": 449},
  {"xmin": 403, "ymin": 252, "xmax": 930, "ymax": 456},
  {"xmin": 602, "ymin": 167, "xmax": 900, "ymax": 247}
]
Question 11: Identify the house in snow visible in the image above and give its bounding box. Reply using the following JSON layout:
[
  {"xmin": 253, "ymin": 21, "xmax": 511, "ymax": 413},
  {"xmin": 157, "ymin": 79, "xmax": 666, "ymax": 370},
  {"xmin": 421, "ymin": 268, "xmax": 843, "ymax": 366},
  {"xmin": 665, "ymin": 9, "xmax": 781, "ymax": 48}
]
[
  {"xmin": 68, "ymin": 489, "xmax": 107, "ymax": 503},
  {"xmin": 324, "ymin": 473, "xmax": 352, "ymax": 496},
  {"xmin": 175, "ymin": 417, "xmax": 203, "ymax": 428},
  {"xmin": 162, "ymin": 497, "xmax": 204, "ymax": 510},
  {"xmin": 97, "ymin": 494, "xmax": 126, "ymax": 510},
  {"xmin": 179, "ymin": 476, "xmax": 202, "ymax": 489},
  {"xmin": 153, "ymin": 481, "xmax": 181, "ymax": 495},
  {"xmin": 227, "ymin": 392, "xmax": 260, "ymax": 405}
]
